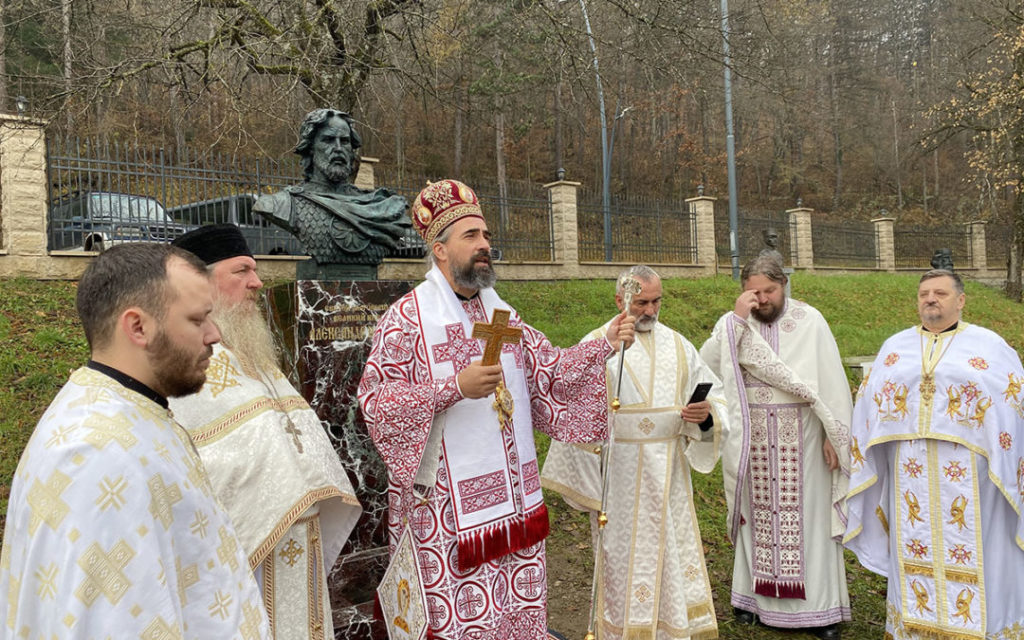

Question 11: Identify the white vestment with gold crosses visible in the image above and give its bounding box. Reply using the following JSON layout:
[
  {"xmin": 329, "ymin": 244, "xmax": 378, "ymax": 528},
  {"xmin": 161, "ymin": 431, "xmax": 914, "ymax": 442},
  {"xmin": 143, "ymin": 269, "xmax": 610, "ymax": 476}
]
[
  {"xmin": 543, "ymin": 320, "xmax": 726, "ymax": 640},
  {"xmin": 845, "ymin": 323, "xmax": 1024, "ymax": 640},
  {"xmin": 169, "ymin": 344, "xmax": 361, "ymax": 640},
  {"xmin": 700, "ymin": 301, "xmax": 852, "ymax": 628},
  {"xmin": 0, "ymin": 366, "xmax": 269, "ymax": 639}
]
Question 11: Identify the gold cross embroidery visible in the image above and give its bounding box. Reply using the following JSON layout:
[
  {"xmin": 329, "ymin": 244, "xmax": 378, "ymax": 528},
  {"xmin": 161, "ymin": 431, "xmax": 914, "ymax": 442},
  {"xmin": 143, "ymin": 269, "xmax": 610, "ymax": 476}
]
[
  {"xmin": 216, "ymin": 526, "xmax": 241, "ymax": 572},
  {"xmin": 142, "ymin": 617, "xmax": 176, "ymax": 640},
  {"xmin": 75, "ymin": 540, "xmax": 135, "ymax": 606},
  {"xmin": 147, "ymin": 474, "xmax": 183, "ymax": 530},
  {"xmin": 279, "ymin": 538, "xmax": 304, "ymax": 567},
  {"xmin": 240, "ymin": 602, "xmax": 264, "ymax": 640},
  {"xmin": 27, "ymin": 470, "xmax": 72, "ymax": 535},
  {"xmin": 82, "ymin": 413, "xmax": 138, "ymax": 451},
  {"xmin": 175, "ymin": 556, "xmax": 200, "ymax": 605}
]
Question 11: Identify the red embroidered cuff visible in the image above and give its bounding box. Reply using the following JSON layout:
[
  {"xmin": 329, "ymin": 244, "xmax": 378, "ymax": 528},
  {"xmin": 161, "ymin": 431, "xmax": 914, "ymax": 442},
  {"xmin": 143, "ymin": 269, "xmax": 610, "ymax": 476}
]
[{"xmin": 434, "ymin": 376, "xmax": 462, "ymax": 413}]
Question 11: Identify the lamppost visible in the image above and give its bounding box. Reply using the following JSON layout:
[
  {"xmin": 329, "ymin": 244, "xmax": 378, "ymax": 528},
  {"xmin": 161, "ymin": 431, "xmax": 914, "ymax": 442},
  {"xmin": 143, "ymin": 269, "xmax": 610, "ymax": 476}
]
[
  {"xmin": 15, "ymin": 95, "xmax": 27, "ymax": 117},
  {"xmin": 572, "ymin": 0, "xmax": 615, "ymax": 261},
  {"xmin": 721, "ymin": 0, "xmax": 740, "ymax": 279}
]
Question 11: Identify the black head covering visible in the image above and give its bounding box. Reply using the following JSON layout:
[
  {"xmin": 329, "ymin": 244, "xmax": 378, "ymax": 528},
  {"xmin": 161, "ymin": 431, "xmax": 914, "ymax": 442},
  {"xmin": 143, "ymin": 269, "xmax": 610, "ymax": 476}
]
[{"xmin": 172, "ymin": 223, "xmax": 253, "ymax": 265}]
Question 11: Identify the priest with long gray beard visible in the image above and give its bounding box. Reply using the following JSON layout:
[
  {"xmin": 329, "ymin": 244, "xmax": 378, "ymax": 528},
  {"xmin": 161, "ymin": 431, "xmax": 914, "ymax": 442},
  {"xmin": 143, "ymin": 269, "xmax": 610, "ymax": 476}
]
[{"xmin": 170, "ymin": 224, "xmax": 362, "ymax": 640}]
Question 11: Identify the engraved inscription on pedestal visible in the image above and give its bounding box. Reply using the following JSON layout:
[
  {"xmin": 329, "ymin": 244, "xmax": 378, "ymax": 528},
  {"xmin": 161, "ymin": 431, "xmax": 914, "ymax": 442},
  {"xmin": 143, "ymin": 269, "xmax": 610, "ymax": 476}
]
[{"xmin": 291, "ymin": 279, "xmax": 413, "ymax": 640}]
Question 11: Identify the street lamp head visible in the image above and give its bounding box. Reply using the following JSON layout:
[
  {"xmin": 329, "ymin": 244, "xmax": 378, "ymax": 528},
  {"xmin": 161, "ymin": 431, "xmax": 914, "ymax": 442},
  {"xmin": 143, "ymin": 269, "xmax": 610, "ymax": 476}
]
[{"xmin": 15, "ymin": 96, "xmax": 27, "ymax": 117}]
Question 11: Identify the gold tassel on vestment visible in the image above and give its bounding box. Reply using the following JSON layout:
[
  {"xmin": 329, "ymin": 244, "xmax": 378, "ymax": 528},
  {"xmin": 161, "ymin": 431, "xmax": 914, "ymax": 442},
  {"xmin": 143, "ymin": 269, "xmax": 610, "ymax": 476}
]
[{"xmin": 902, "ymin": 621, "xmax": 984, "ymax": 640}]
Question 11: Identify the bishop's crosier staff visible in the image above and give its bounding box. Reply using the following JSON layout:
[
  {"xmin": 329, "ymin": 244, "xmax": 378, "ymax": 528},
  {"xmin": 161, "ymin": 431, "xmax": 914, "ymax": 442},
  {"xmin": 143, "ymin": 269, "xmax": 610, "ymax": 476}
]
[{"xmin": 585, "ymin": 274, "xmax": 642, "ymax": 640}]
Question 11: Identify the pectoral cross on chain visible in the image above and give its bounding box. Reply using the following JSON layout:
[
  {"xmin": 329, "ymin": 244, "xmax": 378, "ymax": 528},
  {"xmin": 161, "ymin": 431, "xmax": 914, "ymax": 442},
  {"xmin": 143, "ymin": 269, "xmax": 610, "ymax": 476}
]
[{"xmin": 472, "ymin": 309, "xmax": 523, "ymax": 430}]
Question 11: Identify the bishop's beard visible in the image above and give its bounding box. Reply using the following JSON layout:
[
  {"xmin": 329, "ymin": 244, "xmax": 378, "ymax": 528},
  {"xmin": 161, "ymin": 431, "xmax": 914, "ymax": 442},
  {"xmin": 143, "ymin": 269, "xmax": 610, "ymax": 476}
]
[{"xmin": 211, "ymin": 297, "xmax": 281, "ymax": 375}]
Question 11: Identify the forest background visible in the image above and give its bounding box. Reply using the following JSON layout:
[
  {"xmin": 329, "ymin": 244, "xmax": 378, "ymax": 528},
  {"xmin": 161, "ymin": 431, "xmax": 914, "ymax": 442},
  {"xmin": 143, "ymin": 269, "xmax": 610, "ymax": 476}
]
[{"xmin": 3, "ymin": 0, "xmax": 1024, "ymax": 292}]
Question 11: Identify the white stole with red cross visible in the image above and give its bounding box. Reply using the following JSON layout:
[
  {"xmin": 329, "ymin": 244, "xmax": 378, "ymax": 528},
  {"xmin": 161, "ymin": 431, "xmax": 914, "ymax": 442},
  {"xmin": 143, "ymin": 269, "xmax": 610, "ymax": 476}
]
[{"xmin": 413, "ymin": 266, "xmax": 547, "ymax": 570}]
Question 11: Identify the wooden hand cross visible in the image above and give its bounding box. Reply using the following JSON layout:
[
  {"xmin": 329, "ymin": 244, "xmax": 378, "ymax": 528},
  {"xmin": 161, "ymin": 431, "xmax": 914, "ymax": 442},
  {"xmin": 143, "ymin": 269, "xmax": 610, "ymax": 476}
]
[
  {"xmin": 471, "ymin": 309, "xmax": 523, "ymax": 431},
  {"xmin": 472, "ymin": 309, "xmax": 522, "ymax": 365}
]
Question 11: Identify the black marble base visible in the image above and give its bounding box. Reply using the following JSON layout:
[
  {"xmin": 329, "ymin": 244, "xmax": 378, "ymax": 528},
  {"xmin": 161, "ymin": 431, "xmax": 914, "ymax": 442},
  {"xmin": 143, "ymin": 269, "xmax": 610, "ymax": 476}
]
[
  {"xmin": 296, "ymin": 260, "xmax": 379, "ymax": 281},
  {"xmin": 271, "ymin": 279, "xmax": 413, "ymax": 640}
]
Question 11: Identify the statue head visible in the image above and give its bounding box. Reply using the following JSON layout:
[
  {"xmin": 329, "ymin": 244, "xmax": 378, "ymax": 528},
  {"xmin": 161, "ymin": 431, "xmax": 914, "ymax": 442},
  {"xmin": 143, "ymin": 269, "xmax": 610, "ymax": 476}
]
[
  {"xmin": 762, "ymin": 226, "xmax": 780, "ymax": 250},
  {"xmin": 295, "ymin": 108, "xmax": 363, "ymax": 184},
  {"xmin": 930, "ymin": 248, "xmax": 954, "ymax": 271}
]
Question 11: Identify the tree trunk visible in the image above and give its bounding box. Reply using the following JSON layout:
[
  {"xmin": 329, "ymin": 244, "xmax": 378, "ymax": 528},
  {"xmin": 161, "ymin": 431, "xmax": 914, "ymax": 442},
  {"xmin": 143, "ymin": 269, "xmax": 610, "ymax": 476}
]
[
  {"xmin": 0, "ymin": 0, "xmax": 7, "ymax": 112},
  {"xmin": 495, "ymin": 101, "xmax": 510, "ymax": 232},
  {"xmin": 454, "ymin": 83, "xmax": 464, "ymax": 177},
  {"xmin": 1008, "ymin": 187, "xmax": 1024, "ymax": 302},
  {"xmin": 554, "ymin": 75, "xmax": 564, "ymax": 175},
  {"xmin": 63, "ymin": 0, "xmax": 73, "ymax": 129}
]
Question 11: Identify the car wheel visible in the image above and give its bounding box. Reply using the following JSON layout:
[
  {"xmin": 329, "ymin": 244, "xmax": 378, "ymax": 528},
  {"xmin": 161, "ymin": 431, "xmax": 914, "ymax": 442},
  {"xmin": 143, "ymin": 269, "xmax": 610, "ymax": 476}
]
[{"xmin": 85, "ymin": 236, "xmax": 105, "ymax": 252}]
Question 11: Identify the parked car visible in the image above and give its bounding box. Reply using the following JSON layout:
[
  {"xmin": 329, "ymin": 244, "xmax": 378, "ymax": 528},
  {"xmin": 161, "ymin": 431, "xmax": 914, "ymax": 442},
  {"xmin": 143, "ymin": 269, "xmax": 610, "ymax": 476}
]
[
  {"xmin": 48, "ymin": 191, "xmax": 189, "ymax": 252},
  {"xmin": 166, "ymin": 194, "xmax": 304, "ymax": 256}
]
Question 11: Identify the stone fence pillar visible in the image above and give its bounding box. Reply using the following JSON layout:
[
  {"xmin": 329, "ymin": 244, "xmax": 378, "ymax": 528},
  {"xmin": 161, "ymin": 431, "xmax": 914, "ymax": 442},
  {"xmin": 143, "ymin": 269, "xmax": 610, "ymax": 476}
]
[
  {"xmin": 786, "ymin": 206, "xmax": 814, "ymax": 268},
  {"xmin": 685, "ymin": 195, "xmax": 717, "ymax": 267},
  {"xmin": 872, "ymin": 216, "xmax": 896, "ymax": 272},
  {"xmin": 545, "ymin": 180, "xmax": 581, "ymax": 273},
  {"xmin": 0, "ymin": 116, "xmax": 48, "ymax": 256},
  {"xmin": 354, "ymin": 156, "xmax": 379, "ymax": 190},
  {"xmin": 969, "ymin": 220, "xmax": 987, "ymax": 271}
]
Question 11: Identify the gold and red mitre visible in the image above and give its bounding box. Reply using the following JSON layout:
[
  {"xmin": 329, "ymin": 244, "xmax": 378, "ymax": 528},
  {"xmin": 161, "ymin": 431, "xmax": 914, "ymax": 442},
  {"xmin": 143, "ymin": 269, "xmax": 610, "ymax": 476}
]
[{"xmin": 412, "ymin": 179, "xmax": 485, "ymax": 245}]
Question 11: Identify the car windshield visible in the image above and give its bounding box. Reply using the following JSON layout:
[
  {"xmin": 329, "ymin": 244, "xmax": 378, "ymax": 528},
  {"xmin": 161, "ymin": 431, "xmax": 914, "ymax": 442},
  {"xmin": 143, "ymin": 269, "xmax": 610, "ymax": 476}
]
[{"xmin": 89, "ymin": 194, "xmax": 169, "ymax": 223}]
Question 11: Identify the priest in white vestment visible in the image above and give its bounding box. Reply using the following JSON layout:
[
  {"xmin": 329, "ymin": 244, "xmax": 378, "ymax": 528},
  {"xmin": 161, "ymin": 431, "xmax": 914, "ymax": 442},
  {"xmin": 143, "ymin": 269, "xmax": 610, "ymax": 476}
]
[
  {"xmin": 0, "ymin": 244, "xmax": 269, "ymax": 639},
  {"xmin": 700, "ymin": 254, "xmax": 851, "ymax": 640},
  {"xmin": 845, "ymin": 269, "xmax": 1024, "ymax": 639},
  {"xmin": 170, "ymin": 224, "xmax": 362, "ymax": 640},
  {"xmin": 358, "ymin": 179, "xmax": 635, "ymax": 640},
  {"xmin": 542, "ymin": 265, "xmax": 726, "ymax": 640}
]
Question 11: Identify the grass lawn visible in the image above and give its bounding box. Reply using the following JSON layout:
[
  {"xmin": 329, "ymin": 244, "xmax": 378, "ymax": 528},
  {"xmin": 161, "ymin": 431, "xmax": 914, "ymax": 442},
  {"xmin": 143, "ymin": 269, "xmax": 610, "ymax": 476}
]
[{"xmin": 1, "ymin": 271, "xmax": 1021, "ymax": 638}]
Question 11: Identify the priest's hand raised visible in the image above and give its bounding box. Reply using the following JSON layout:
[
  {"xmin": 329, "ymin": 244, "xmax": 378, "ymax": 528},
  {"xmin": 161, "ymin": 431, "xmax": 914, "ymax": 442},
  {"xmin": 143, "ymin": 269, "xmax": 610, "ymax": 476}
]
[
  {"xmin": 457, "ymin": 360, "xmax": 504, "ymax": 399},
  {"xmin": 733, "ymin": 290, "xmax": 759, "ymax": 320},
  {"xmin": 606, "ymin": 310, "xmax": 637, "ymax": 351}
]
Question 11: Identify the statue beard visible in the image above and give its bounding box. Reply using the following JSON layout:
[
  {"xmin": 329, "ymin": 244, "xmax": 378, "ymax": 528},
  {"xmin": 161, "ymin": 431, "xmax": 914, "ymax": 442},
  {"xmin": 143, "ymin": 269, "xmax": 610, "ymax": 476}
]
[
  {"xmin": 212, "ymin": 295, "xmax": 281, "ymax": 375},
  {"xmin": 314, "ymin": 147, "xmax": 354, "ymax": 184},
  {"xmin": 453, "ymin": 250, "xmax": 497, "ymax": 291}
]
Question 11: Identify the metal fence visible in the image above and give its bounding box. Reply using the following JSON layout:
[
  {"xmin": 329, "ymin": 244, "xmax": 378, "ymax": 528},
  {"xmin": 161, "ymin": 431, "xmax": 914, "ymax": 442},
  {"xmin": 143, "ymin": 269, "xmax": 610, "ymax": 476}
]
[
  {"xmin": 813, "ymin": 220, "xmax": 878, "ymax": 268},
  {"xmin": 46, "ymin": 137, "xmax": 305, "ymax": 254},
  {"xmin": 987, "ymin": 224, "xmax": 1012, "ymax": 270},
  {"xmin": 714, "ymin": 208, "xmax": 791, "ymax": 266},
  {"xmin": 374, "ymin": 168, "xmax": 554, "ymax": 262},
  {"xmin": 893, "ymin": 225, "xmax": 972, "ymax": 269},
  {"xmin": 576, "ymin": 190, "xmax": 697, "ymax": 264}
]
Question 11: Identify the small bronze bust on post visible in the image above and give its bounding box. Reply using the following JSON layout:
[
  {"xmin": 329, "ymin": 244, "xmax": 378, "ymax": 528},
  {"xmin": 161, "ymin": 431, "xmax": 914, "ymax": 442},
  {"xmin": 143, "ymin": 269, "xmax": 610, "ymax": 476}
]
[
  {"xmin": 931, "ymin": 248, "xmax": 954, "ymax": 271},
  {"xmin": 254, "ymin": 108, "xmax": 411, "ymax": 279}
]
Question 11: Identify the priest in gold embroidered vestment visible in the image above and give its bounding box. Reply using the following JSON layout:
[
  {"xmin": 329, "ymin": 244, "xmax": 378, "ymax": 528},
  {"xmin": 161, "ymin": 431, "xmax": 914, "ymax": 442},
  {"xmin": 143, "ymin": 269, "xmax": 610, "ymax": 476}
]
[
  {"xmin": 542, "ymin": 265, "xmax": 726, "ymax": 640},
  {"xmin": 357, "ymin": 179, "xmax": 635, "ymax": 639},
  {"xmin": 844, "ymin": 269, "xmax": 1024, "ymax": 639},
  {"xmin": 170, "ymin": 224, "xmax": 361, "ymax": 640},
  {"xmin": 0, "ymin": 243, "xmax": 269, "ymax": 639}
]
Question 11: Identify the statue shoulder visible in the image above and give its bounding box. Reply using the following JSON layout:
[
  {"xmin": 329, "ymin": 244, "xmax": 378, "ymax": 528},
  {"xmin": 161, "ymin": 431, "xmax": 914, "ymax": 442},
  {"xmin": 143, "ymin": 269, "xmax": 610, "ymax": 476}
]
[{"xmin": 252, "ymin": 190, "xmax": 297, "ymax": 228}]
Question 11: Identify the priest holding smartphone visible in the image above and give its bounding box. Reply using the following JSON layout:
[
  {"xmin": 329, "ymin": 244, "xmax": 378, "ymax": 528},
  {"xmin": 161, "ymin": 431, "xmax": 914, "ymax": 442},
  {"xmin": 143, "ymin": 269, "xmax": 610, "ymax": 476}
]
[{"xmin": 542, "ymin": 265, "xmax": 727, "ymax": 640}]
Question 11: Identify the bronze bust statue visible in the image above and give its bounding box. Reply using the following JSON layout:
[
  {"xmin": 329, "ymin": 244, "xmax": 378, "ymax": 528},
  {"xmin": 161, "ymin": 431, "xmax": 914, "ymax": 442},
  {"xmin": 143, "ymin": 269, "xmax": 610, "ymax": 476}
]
[
  {"xmin": 931, "ymin": 248, "xmax": 954, "ymax": 271},
  {"xmin": 253, "ymin": 109, "xmax": 411, "ymax": 270}
]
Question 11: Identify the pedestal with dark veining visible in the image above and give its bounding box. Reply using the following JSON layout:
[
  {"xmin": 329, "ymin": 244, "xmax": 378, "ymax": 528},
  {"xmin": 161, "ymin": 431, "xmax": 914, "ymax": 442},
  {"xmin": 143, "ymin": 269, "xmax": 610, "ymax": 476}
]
[{"xmin": 269, "ymin": 280, "xmax": 413, "ymax": 640}]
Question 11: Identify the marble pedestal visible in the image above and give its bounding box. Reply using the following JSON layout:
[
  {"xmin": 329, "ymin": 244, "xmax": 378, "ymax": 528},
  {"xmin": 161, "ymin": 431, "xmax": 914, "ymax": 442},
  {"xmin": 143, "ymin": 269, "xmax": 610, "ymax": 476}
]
[{"xmin": 270, "ymin": 280, "xmax": 413, "ymax": 640}]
